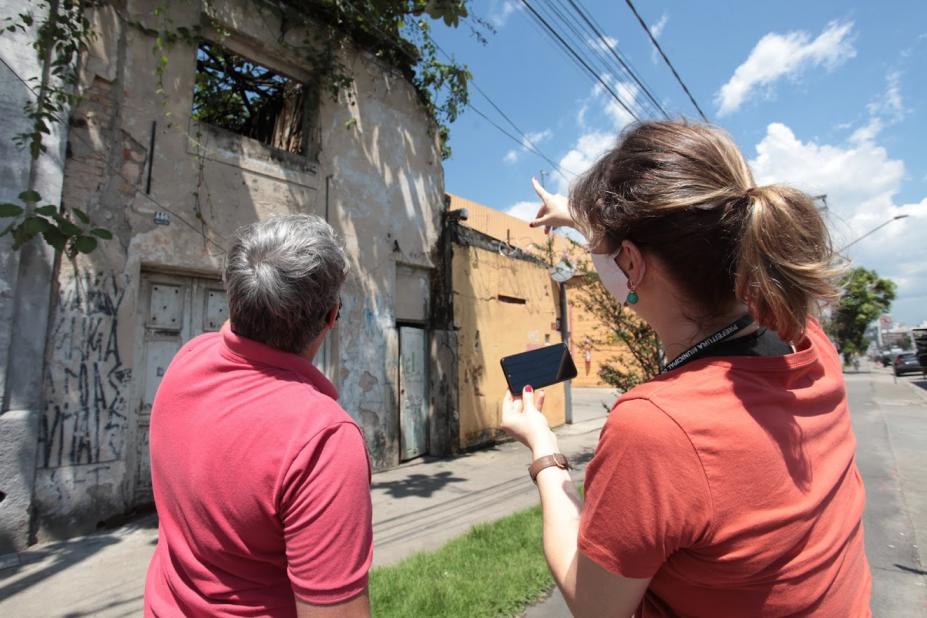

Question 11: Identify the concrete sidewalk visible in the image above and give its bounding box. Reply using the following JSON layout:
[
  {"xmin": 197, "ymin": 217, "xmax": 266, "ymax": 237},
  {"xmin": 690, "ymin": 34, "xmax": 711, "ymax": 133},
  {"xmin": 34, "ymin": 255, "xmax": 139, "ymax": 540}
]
[{"xmin": 0, "ymin": 388, "xmax": 616, "ymax": 617}]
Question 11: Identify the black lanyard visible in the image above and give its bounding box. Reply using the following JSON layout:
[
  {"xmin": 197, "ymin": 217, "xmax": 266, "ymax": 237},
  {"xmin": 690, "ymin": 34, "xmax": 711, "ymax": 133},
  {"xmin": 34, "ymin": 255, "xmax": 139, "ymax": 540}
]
[{"xmin": 661, "ymin": 314, "xmax": 756, "ymax": 373}]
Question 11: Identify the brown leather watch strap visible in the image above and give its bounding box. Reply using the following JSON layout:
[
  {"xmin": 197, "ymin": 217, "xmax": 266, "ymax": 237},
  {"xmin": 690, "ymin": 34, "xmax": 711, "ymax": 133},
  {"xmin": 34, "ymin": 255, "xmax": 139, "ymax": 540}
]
[{"xmin": 529, "ymin": 453, "xmax": 572, "ymax": 482}]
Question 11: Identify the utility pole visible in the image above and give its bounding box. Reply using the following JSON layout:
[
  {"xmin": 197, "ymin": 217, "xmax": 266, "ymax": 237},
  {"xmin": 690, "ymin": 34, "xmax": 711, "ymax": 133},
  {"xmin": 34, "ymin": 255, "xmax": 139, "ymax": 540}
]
[
  {"xmin": 539, "ymin": 170, "xmax": 550, "ymax": 191},
  {"xmin": 539, "ymin": 172, "xmax": 574, "ymax": 424}
]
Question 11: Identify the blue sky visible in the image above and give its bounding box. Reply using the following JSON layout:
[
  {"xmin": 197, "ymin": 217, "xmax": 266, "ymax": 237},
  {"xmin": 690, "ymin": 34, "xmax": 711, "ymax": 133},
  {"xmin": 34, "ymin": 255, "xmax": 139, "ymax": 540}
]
[{"xmin": 431, "ymin": 0, "xmax": 927, "ymax": 326}]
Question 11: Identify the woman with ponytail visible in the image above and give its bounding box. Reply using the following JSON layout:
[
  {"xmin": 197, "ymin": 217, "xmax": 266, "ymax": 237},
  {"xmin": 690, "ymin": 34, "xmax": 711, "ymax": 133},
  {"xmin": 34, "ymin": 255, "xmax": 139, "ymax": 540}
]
[{"xmin": 501, "ymin": 122, "xmax": 871, "ymax": 617}]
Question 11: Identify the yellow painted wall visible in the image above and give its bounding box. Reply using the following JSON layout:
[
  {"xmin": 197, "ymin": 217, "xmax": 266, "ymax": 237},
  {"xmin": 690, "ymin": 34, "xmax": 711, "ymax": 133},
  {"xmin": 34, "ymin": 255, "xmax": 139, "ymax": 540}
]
[
  {"xmin": 453, "ymin": 243, "xmax": 566, "ymax": 449},
  {"xmin": 449, "ymin": 194, "xmax": 622, "ymax": 389}
]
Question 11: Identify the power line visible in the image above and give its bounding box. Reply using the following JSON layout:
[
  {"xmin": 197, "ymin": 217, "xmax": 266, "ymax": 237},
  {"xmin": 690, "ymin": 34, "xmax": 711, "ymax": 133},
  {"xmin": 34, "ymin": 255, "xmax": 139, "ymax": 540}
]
[
  {"xmin": 338, "ymin": 0, "xmax": 577, "ymax": 180},
  {"xmin": 524, "ymin": 0, "xmax": 668, "ymax": 120},
  {"xmin": 377, "ymin": 17, "xmax": 577, "ymax": 181},
  {"xmin": 466, "ymin": 102, "xmax": 575, "ymax": 181},
  {"xmin": 622, "ymin": 0, "xmax": 708, "ymax": 121},
  {"xmin": 519, "ymin": 0, "xmax": 641, "ymax": 122},
  {"xmin": 561, "ymin": 0, "xmax": 668, "ymax": 117},
  {"xmin": 536, "ymin": 0, "xmax": 656, "ymax": 116}
]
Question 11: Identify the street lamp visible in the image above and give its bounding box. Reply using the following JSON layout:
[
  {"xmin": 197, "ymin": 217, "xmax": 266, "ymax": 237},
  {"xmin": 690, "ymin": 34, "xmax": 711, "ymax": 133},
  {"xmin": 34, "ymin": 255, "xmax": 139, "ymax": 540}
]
[{"xmin": 839, "ymin": 214, "xmax": 909, "ymax": 252}]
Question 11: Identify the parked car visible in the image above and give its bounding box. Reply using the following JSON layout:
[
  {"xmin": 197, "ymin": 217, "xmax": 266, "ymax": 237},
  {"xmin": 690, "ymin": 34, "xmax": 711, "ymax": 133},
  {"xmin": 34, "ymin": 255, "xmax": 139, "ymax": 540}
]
[
  {"xmin": 894, "ymin": 352, "xmax": 924, "ymax": 376},
  {"xmin": 879, "ymin": 348, "xmax": 904, "ymax": 367},
  {"xmin": 914, "ymin": 328, "xmax": 927, "ymax": 371}
]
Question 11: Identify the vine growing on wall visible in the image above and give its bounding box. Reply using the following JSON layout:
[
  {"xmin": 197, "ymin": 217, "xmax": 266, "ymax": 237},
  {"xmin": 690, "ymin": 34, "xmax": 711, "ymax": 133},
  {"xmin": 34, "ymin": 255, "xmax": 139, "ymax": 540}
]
[{"xmin": 1, "ymin": 0, "xmax": 112, "ymax": 257}]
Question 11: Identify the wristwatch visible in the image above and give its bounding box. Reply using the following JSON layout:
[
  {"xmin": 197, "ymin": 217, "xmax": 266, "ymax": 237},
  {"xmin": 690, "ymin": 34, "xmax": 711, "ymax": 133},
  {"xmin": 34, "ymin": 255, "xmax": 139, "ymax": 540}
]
[{"xmin": 529, "ymin": 453, "xmax": 572, "ymax": 483}]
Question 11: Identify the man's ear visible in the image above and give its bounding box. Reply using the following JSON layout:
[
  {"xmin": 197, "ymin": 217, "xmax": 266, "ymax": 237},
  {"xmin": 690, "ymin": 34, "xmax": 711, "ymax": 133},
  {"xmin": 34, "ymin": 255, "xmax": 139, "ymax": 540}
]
[{"xmin": 324, "ymin": 305, "xmax": 338, "ymax": 330}]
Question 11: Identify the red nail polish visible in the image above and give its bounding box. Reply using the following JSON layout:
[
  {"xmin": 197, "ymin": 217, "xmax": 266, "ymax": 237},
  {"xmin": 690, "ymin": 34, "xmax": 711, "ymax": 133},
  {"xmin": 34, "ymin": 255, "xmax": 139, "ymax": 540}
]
[{"xmin": 525, "ymin": 385, "xmax": 533, "ymax": 393}]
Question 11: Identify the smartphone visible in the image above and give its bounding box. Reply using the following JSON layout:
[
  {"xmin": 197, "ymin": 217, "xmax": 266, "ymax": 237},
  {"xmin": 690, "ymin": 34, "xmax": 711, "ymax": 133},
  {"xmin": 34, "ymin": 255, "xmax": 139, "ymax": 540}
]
[{"xmin": 500, "ymin": 343, "xmax": 578, "ymax": 394}]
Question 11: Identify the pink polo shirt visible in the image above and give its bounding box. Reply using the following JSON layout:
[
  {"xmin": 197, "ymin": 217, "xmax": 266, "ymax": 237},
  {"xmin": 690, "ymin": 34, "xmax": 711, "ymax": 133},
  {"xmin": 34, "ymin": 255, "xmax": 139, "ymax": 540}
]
[{"xmin": 144, "ymin": 324, "xmax": 372, "ymax": 617}]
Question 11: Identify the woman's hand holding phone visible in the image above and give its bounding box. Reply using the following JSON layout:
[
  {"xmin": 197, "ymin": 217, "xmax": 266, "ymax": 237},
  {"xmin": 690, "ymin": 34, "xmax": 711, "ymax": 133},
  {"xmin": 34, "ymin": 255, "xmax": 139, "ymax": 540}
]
[{"xmin": 501, "ymin": 386, "xmax": 559, "ymax": 459}]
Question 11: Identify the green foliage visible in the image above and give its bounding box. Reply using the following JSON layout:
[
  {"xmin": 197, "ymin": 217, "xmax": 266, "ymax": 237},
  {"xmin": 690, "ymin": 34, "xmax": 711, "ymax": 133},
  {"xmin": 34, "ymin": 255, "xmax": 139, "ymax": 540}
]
[
  {"xmin": 369, "ymin": 506, "xmax": 552, "ymax": 617},
  {"xmin": 191, "ymin": 42, "xmax": 308, "ymax": 153},
  {"xmin": 0, "ymin": 192, "xmax": 109, "ymax": 258},
  {"xmin": 5, "ymin": 0, "xmax": 106, "ymax": 158},
  {"xmin": 825, "ymin": 267, "xmax": 897, "ymax": 363},
  {"xmin": 147, "ymin": 1, "xmax": 479, "ymax": 158},
  {"xmin": 8, "ymin": 0, "xmax": 480, "ymax": 256},
  {"xmin": 574, "ymin": 264, "xmax": 662, "ymax": 393},
  {"xmin": 4, "ymin": 0, "xmax": 112, "ymax": 255},
  {"xmin": 270, "ymin": 0, "xmax": 478, "ymax": 158}
]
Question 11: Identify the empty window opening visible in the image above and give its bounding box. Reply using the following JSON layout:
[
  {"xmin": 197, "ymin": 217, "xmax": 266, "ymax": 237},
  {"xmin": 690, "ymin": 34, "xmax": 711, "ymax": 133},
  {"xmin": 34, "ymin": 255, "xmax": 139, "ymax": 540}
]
[
  {"xmin": 193, "ymin": 42, "xmax": 306, "ymax": 154},
  {"xmin": 497, "ymin": 295, "xmax": 527, "ymax": 305}
]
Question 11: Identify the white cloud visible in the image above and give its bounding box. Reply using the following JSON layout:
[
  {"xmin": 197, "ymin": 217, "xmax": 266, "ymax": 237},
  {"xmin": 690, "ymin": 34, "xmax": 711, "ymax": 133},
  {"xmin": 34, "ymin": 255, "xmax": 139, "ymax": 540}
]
[
  {"xmin": 716, "ymin": 20, "xmax": 856, "ymax": 116},
  {"xmin": 650, "ymin": 13, "xmax": 668, "ymax": 38},
  {"xmin": 489, "ymin": 0, "xmax": 520, "ymax": 28},
  {"xmin": 867, "ymin": 71, "xmax": 905, "ymax": 123},
  {"xmin": 588, "ymin": 35, "xmax": 618, "ymax": 55},
  {"xmin": 849, "ymin": 117, "xmax": 882, "ymax": 145},
  {"xmin": 649, "ymin": 13, "xmax": 668, "ymax": 63},
  {"xmin": 506, "ymin": 200, "xmax": 542, "ymax": 222},
  {"xmin": 604, "ymin": 80, "xmax": 640, "ymax": 129},
  {"xmin": 502, "ymin": 129, "xmax": 553, "ymax": 164},
  {"xmin": 555, "ymin": 78, "xmax": 640, "ymax": 193},
  {"xmin": 524, "ymin": 129, "xmax": 553, "ymax": 147},
  {"xmin": 555, "ymin": 131, "xmax": 615, "ymax": 194},
  {"xmin": 576, "ymin": 101, "xmax": 589, "ymax": 128},
  {"xmin": 749, "ymin": 122, "xmax": 927, "ymax": 324}
]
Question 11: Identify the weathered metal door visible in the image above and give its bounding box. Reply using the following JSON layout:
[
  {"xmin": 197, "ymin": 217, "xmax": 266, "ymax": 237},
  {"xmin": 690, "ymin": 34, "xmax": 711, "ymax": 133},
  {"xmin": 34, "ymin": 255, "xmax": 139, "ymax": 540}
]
[
  {"xmin": 132, "ymin": 275, "xmax": 227, "ymax": 504},
  {"xmin": 399, "ymin": 326, "xmax": 428, "ymax": 460}
]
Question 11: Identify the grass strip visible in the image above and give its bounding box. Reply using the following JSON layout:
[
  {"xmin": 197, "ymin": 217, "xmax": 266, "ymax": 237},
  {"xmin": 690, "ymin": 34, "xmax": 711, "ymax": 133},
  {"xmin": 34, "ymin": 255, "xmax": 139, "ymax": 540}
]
[{"xmin": 369, "ymin": 505, "xmax": 553, "ymax": 617}]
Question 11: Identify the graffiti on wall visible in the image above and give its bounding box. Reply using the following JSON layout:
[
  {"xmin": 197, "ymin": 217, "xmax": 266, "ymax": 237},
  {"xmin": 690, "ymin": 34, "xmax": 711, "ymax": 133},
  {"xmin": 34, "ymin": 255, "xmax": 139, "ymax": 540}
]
[{"xmin": 38, "ymin": 272, "xmax": 132, "ymax": 468}]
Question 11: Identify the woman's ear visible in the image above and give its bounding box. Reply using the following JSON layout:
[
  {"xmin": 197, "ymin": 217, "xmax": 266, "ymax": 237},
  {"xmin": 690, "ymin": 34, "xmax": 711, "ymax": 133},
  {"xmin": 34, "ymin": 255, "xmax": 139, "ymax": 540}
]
[{"xmin": 619, "ymin": 240, "xmax": 646, "ymax": 287}]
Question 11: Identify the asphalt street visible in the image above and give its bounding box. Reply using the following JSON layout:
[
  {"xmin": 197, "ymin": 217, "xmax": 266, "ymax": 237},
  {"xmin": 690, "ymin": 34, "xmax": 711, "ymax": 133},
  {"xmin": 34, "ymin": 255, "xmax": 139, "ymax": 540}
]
[{"xmin": 848, "ymin": 368, "xmax": 927, "ymax": 617}]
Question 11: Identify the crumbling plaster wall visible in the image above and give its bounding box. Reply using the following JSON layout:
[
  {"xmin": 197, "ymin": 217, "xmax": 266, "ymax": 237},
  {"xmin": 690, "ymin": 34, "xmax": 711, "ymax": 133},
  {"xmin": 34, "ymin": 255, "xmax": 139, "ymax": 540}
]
[
  {"xmin": 0, "ymin": 0, "xmax": 72, "ymax": 555},
  {"xmin": 30, "ymin": 0, "xmax": 444, "ymax": 541}
]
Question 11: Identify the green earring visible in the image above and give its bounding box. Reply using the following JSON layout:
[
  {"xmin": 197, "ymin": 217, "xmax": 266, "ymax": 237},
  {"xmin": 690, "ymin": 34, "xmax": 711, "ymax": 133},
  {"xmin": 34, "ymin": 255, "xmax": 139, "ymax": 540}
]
[{"xmin": 626, "ymin": 291, "xmax": 639, "ymax": 304}]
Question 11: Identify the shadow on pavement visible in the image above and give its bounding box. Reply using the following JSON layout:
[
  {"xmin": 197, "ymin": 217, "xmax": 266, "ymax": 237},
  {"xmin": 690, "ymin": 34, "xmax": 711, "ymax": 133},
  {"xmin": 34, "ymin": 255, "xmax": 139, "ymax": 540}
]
[
  {"xmin": 372, "ymin": 470, "xmax": 466, "ymax": 498},
  {"xmin": 912, "ymin": 380, "xmax": 927, "ymax": 392},
  {"xmin": 62, "ymin": 594, "xmax": 143, "ymax": 618},
  {"xmin": 893, "ymin": 563, "xmax": 927, "ymax": 576},
  {"xmin": 0, "ymin": 534, "xmax": 121, "ymax": 599}
]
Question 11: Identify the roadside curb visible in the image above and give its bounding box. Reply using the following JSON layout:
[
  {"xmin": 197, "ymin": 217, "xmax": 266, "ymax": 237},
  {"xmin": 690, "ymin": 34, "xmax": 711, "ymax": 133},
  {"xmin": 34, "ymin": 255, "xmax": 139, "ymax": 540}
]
[{"xmin": 901, "ymin": 378, "xmax": 927, "ymax": 404}]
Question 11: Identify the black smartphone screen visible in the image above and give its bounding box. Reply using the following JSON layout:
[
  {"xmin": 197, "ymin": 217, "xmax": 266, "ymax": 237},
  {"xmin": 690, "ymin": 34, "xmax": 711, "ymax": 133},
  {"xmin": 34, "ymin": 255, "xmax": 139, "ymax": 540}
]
[{"xmin": 500, "ymin": 343, "xmax": 578, "ymax": 394}]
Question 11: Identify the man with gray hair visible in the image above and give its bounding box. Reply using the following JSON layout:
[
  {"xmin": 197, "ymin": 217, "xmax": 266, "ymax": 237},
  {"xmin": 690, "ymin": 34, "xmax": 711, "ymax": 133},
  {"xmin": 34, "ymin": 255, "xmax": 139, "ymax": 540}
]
[{"xmin": 144, "ymin": 215, "xmax": 373, "ymax": 618}]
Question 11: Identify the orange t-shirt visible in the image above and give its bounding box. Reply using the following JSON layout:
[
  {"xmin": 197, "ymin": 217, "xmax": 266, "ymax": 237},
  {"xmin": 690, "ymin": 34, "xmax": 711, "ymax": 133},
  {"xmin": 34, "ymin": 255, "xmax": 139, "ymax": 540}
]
[{"xmin": 579, "ymin": 319, "xmax": 871, "ymax": 617}]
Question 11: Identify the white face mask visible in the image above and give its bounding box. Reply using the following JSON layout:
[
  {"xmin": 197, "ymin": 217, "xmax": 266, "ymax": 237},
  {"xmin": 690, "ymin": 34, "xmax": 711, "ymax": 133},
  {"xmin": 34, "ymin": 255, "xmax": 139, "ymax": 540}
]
[{"xmin": 591, "ymin": 248, "xmax": 629, "ymax": 304}]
